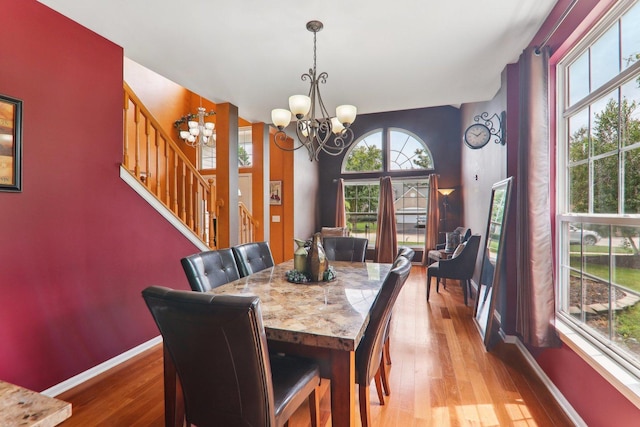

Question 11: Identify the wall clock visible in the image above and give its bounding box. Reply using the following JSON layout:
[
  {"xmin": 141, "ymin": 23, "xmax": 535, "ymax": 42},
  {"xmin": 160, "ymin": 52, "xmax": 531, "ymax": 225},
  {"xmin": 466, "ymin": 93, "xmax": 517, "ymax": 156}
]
[
  {"xmin": 463, "ymin": 111, "xmax": 506, "ymax": 149},
  {"xmin": 464, "ymin": 123, "xmax": 491, "ymax": 149}
]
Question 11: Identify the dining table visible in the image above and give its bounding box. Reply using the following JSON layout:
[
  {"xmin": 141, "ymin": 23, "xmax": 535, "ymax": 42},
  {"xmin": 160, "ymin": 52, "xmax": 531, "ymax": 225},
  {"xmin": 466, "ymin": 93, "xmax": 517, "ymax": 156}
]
[{"xmin": 162, "ymin": 259, "xmax": 392, "ymax": 427}]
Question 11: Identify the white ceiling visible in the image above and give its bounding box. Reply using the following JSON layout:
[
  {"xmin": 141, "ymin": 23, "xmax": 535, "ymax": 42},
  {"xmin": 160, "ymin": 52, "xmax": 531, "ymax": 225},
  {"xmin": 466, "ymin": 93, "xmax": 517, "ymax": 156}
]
[{"xmin": 37, "ymin": 0, "xmax": 558, "ymax": 123}]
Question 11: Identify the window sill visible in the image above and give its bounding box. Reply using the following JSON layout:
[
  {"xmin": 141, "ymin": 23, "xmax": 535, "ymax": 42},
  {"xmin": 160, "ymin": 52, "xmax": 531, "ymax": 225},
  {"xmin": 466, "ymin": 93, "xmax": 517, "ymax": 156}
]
[{"xmin": 556, "ymin": 319, "xmax": 640, "ymax": 409}]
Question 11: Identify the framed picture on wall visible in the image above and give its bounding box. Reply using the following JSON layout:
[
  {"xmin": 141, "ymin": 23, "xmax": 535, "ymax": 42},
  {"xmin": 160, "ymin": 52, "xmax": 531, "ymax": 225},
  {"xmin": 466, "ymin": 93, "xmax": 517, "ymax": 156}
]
[
  {"xmin": 0, "ymin": 94, "xmax": 23, "ymax": 192},
  {"xmin": 270, "ymin": 180, "xmax": 282, "ymax": 205}
]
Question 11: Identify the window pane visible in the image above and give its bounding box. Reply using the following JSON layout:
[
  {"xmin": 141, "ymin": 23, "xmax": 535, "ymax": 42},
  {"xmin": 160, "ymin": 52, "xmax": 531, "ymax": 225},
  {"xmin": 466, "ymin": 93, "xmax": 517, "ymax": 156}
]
[
  {"xmin": 621, "ymin": 1, "xmax": 640, "ymax": 70},
  {"xmin": 591, "ymin": 91, "xmax": 619, "ymax": 156},
  {"xmin": 238, "ymin": 127, "xmax": 253, "ymax": 166},
  {"xmin": 568, "ymin": 51, "xmax": 590, "ymax": 106},
  {"xmin": 621, "ymin": 78, "xmax": 640, "ymax": 147},
  {"xmin": 345, "ymin": 182, "xmax": 379, "ymax": 246},
  {"xmin": 388, "ymin": 129, "xmax": 432, "ymax": 170},
  {"xmin": 591, "ymin": 24, "xmax": 620, "ymax": 89},
  {"xmin": 593, "ymin": 154, "xmax": 619, "ymax": 213},
  {"xmin": 569, "ymin": 108, "xmax": 589, "ymax": 161},
  {"xmin": 569, "ymin": 163, "xmax": 589, "ymax": 213},
  {"xmin": 393, "ymin": 180, "xmax": 429, "ymax": 248},
  {"xmin": 201, "ymin": 145, "xmax": 216, "ymax": 169},
  {"xmin": 344, "ymin": 131, "xmax": 383, "ymax": 172}
]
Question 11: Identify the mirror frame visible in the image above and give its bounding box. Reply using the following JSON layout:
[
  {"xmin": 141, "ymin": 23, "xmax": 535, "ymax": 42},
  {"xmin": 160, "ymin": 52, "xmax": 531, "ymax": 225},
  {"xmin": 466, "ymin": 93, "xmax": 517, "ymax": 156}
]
[{"xmin": 474, "ymin": 177, "xmax": 513, "ymax": 349}]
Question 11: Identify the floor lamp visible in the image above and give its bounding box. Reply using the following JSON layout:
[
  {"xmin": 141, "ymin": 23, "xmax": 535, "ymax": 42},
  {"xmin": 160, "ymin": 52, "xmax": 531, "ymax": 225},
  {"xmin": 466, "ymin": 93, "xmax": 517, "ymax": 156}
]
[{"xmin": 438, "ymin": 188, "xmax": 455, "ymax": 235}]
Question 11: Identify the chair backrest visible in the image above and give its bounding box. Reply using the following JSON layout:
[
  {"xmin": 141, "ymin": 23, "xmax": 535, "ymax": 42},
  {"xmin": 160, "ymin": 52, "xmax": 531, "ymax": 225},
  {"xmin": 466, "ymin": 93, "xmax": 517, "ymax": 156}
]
[
  {"xmin": 438, "ymin": 234, "xmax": 481, "ymax": 279},
  {"xmin": 396, "ymin": 246, "xmax": 415, "ymax": 263},
  {"xmin": 180, "ymin": 249, "xmax": 241, "ymax": 292},
  {"xmin": 322, "ymin": 237, "xmax": 368, "ymax": 262},
  {"xmin": 142, "ymin": 286, "xmax": 276, "ymax": 427},
  {"xmin": 320, "ymin": 226, "xmax": 349, "ymax": 238},
  {"xmin": 232, "ymin": 242, "xmax": 275, "ymax": 277},
  {"xmin": 355, "ymin": 256, "xmax": 411, "ymax": 385}
]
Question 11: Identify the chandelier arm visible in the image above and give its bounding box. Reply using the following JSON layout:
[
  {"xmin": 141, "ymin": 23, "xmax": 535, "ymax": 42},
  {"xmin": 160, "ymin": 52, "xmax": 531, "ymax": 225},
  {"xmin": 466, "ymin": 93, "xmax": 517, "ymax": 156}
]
[{"xmin": 274, "ymin": 129, "xmax": 307, "ymax": 153}]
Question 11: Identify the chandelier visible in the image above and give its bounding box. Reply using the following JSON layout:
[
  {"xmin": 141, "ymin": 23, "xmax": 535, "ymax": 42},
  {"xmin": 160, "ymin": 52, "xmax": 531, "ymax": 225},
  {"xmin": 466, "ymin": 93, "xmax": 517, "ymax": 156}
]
[
  {"xmin": 271, "ymin": 20, "xmax": 357, "ymax": 162},
  {"xmin": 173, "ymin": 105, "xmax": 216, "ymax": 147}
]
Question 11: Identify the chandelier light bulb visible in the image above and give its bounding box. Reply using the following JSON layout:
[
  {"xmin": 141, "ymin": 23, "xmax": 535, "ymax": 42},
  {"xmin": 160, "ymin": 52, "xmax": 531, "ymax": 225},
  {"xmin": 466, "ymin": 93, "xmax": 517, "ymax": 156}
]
[
  {"xmin": 289, "ymin": 95, "xmax": 311, "ymax": 119},
  {"xmin": 271, "ymin": 108, "xmax": 292, "ymax": 129},
  {"xmin": 336, "ymin": 105, "xmax": 357, "ymax": 125}
]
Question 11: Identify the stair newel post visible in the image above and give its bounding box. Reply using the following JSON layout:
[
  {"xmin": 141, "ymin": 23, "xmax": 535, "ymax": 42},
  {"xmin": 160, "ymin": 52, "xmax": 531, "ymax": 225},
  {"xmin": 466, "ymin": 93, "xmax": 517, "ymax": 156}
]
[
  {"xmin": 134, "ymin": 104, "xmax": 141, "ymax": 179},
  {"xmin": 180, "ymin": 161, "xmax": 187, "ymax": 222},
  {"xmin": 123, "ymin": 91, "xmax": 130, "ymax": 169},
  {"xmin": 145, "ymin": 118, "xmax": 151, "ymax": 187},
  {"xmin": 155, "ymin": 134, "xmax": 161, "ymax": 197},
  {"xmin": 207, "ymin": 179, "xmax": 216, "ymax": 248}
]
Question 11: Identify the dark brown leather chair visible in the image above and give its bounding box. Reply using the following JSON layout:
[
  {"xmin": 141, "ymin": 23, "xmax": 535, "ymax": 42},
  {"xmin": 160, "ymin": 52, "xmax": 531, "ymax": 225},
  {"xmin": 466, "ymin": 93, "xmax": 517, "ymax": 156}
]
[
  {"xmin": 142, "ymin": 286, "xmax": 320, "ymax": 427},
  {"xmin": 322, "ymin": 236, "xmax": 368, "ymax": 262},
  {"xmin": 355, "ymin": 256, "xmax": 411, "ymax": 427},
  {"xmin": 180, "ymin": 248, "xmax": 240, "ymax": 292},
  {"xmin": 396, "ymin": 246, "xmax": 415, "ymax": 263},
  {"xmin": 427, "ymin": 234, "xmax": 481, "ymax": 305},
  {"xmin": 232, "ymin": 241, "xmax": 275, "ymax": 277}
]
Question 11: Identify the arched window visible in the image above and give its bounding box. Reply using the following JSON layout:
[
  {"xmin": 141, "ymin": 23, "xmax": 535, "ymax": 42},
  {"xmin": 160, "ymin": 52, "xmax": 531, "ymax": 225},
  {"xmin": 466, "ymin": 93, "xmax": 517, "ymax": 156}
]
[{"xmin": 340, "ymin": 128, "xmax": 434, "ymax": 249}]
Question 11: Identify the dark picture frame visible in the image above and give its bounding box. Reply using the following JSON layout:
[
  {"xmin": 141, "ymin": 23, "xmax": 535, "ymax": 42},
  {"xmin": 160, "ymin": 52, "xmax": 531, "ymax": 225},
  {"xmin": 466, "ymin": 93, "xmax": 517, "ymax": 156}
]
[
  {"xmin": 269, "ymin": 180, "xmax": 282, "ymax": 205},
  {"xmin": 0, "ymin": 94, "xmax": 23, "ymax": 192}
]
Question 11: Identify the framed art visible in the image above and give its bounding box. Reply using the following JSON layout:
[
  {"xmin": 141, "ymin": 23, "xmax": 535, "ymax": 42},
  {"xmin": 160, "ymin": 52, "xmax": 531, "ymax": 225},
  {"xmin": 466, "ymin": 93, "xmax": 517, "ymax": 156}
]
[
  {"xmin": 0, "ymin": 94, "xmax": 23, "ymax": 192},
  {"xmin": 269, "ymin": 180, "xmax": 282, "ymax": 205}
]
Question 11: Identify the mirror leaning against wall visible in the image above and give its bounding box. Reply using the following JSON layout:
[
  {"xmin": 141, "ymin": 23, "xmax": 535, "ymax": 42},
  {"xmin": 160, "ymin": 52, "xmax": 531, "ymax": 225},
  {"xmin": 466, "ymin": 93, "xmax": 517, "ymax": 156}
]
[{"xmin": 474, "ymin": 177, "xmax": 513, "ymax": 350}]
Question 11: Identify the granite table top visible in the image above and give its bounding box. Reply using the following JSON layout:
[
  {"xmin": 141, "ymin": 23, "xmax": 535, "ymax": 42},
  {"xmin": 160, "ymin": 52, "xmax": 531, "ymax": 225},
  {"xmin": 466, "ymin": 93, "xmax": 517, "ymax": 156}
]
[
  {"xmin": 0, "ymin": 381, "xmax": 71, "ymax": 427},
  {"xmin": 209, "ymin": 260, "xmax": 392, "ymax": 351}
]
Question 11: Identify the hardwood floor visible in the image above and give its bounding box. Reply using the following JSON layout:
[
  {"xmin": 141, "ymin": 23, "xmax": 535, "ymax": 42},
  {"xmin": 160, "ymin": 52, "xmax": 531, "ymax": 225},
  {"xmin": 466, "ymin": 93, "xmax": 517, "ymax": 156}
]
[{"xmin": 57, "ymin": 266, "xmax": 575, "ymax": 426}]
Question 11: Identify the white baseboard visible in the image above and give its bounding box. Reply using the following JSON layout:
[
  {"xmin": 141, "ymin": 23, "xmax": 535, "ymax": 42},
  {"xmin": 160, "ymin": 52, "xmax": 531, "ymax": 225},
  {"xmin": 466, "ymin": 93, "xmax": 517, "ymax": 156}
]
[
  {"xmin": 501, "ymin": 332, "xmax": 587, "ymax": 427},
  {"xmin": 41, "ymin": 336, "xmax": 162, "ymax": 398}
]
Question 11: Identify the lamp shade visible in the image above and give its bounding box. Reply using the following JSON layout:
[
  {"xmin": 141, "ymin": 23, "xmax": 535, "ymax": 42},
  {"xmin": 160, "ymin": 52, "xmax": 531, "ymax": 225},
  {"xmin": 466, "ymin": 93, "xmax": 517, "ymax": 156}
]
[
  {"xmin": 271, "ymin": 109, "xmax": 292, "ymax": 129},
  {"xmin": 331, "ymin": 117, "xmax": 345, "ymax": 134},
  {"xmin": 438, "ymin": 188, "xmax": 455, "ymax": 196},
  {"xmin": 289, "ymin": 95, "xmax": 311, "ymax": 118},
  {"xmin": 336, "ymin": 104, "xmax": 357, "ymax": 125}
]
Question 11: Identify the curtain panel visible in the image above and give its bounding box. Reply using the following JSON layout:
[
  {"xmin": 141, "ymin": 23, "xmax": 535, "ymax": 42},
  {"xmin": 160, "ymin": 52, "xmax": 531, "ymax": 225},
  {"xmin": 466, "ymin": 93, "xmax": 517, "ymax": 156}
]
[
  {"xmin": 374, "ymin": 176, "xmax": 398, "ymax": 263},
  {"xmin": 423, "ymin": 174, "xmax": 439, "ymax": 266},
  {"xmin": 335, "ymin": 178, "xmax": 347, "ymax": 228},
  {"xmin": 515, "ymin": 46, "xmax": 559, "ymax": 348}
]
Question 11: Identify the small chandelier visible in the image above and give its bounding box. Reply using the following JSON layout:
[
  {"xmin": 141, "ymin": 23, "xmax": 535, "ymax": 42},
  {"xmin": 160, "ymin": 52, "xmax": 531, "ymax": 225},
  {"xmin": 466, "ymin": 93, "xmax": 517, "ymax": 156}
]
[
  {"xmin": 173, "ymin": 105, "xmax": 216, "ymax": 147},
  {"xmin": 271, "ymin": 20, "xmax": 357, "ymax": 162}
]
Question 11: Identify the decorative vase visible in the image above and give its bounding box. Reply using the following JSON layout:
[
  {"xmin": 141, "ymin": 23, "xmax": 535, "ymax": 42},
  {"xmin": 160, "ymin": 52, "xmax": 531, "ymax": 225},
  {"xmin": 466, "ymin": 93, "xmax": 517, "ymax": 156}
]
[
  {"xmin": 306, "ymin": 232, "xmax": 328, "ymax": 282},
  {"xmin": 294, "ymin": 238, "xmax": 308, "ymax": 273}
]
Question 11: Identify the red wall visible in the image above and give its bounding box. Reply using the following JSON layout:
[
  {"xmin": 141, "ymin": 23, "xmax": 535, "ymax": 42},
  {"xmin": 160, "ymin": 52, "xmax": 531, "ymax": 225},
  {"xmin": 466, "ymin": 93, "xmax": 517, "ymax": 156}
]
[{"xmin": 0, "ymin": 0, "xmax": 198, "ymax": 391}]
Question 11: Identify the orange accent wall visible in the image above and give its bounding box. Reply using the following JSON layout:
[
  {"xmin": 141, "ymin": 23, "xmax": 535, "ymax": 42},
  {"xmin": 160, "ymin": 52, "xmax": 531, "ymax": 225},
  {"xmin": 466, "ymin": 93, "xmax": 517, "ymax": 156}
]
[{"xmin": 269, "ymin": 129, "xmax": 294, "ymax": 263}]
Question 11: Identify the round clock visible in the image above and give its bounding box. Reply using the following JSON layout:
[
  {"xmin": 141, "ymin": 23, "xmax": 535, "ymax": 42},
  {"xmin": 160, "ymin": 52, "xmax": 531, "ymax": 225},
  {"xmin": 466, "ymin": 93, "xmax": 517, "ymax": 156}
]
[{"xmin": 464, "ymin": 123, "xmax": 491, "ymax": 149}]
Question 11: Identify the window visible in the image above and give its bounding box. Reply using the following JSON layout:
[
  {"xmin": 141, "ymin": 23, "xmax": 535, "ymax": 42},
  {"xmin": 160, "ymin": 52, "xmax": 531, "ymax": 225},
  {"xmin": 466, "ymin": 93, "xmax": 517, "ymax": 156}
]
[
  {"xmin": 342, "ymin": 128, "xmax": 433, "ymax": 248},
  {"xmin": 200, "ymin": 126, "xmax": 253, "ymax": 169},
  {"xmin": 557, "ymin": 0, "xmax": 640, "ymax": 373}
]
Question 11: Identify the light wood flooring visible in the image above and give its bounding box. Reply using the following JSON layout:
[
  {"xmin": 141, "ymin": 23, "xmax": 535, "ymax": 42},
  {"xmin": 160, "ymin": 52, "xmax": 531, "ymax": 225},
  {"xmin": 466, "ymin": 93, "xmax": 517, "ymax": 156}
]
[{"xmin": 57, "ymin": 266, "xmax": 575, "ymax": 426}]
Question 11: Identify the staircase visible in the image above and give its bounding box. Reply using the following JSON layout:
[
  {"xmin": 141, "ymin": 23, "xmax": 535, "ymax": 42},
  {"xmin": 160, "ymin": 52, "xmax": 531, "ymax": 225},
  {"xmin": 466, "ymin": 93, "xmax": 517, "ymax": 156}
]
[{"xmin": 121, "ymin": 83, "xmax": 258, "ymax": 248}]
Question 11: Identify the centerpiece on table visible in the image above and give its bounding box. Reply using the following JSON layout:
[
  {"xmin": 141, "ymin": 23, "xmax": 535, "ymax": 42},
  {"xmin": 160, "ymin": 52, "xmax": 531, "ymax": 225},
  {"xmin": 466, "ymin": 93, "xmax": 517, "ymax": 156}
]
[{"xmin": 286, "ymin": 232, "xmax": 336, "ymax": 283}]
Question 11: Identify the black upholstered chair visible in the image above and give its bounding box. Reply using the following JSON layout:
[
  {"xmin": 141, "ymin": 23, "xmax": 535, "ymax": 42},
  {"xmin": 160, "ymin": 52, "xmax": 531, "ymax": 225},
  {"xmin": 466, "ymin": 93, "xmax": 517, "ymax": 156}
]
[
  {"xmin": 232, "ymin": 241, "xmax": 275, "ymax": 277},
  {"xmin": 142, "ymin": 286, "xmax": 320, "ymax": 427},
  {"xmin": 180, "ymin": 249, "xmax": 241, "ymax": 292},
  {"xmin": 322, "ymin": 236, "xmax": 368, "ymax": 262},
  {"xmin": 396, "ymin": 246, "xmax": 415, "ymax": 263},
  {"xmin": 355, "ymin": 256, "xmax": 411, "ymax": 427},
  {"xmin": 427, "ymin": 234, "xmax": 481, "ymax": 305}
]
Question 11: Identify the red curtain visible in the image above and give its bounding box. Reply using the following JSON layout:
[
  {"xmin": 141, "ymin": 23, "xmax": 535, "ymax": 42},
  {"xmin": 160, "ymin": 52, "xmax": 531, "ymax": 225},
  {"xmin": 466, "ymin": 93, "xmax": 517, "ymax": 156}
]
[
  {"xmin": 423, "ymin": 174, "xmax": 439, "ymax": 265},
  {"xmin": 374, "ymin": 176, "xmax": 398, "ymax": 263},
  {"xmin": 335, "ymin": 178, "xmax": 347, "ymax": 227}
]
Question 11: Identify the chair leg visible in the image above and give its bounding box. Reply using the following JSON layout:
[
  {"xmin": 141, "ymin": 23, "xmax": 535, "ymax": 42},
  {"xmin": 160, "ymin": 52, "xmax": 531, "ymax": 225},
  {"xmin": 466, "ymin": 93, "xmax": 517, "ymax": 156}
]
[
  {"xmin": 374, "ymin": 367, "xmax": 385, "ymax": 405},
  {"xmin": 308, "ymin": 386, "xmax": 320, "ymax": 427},
  {"xmin": 436, "ymin": 277, "xmax": 440, "ymax": 293},
  {"xmin": 384, "ymin": 335, "xmax": 391, "ymax": 366},
  {"xmin": 462, "ymin": 279, "xmax": 468, "ymax": 306},
  {"xmin": 359, "ymin": 385, "xmax": 372, "ymax": 427},
  {"xmin": 379, "ymin": 357, "xmax": 390, "ymax": 396},
  {"xmin": 426, "ymin": 273, "xmax": 432, "ymax": 301}
]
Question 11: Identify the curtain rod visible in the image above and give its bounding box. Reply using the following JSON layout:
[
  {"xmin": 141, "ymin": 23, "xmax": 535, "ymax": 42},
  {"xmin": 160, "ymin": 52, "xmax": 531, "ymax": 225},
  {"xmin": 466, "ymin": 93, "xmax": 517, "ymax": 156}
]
[{"xmin": 534, "ymin": 0, "xmax": 580, "ymax": 55}]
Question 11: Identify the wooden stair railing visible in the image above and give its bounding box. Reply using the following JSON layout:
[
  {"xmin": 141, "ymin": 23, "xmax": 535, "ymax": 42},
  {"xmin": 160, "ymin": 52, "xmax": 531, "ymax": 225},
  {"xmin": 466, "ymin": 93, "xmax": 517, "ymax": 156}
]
[
  {"xmin": 239, "ymin": 202, "xmax": 259, "ymax": 244},
  {"xmin": 122, "ymin": 82, "xmax": 217, "ymax": 249}
]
